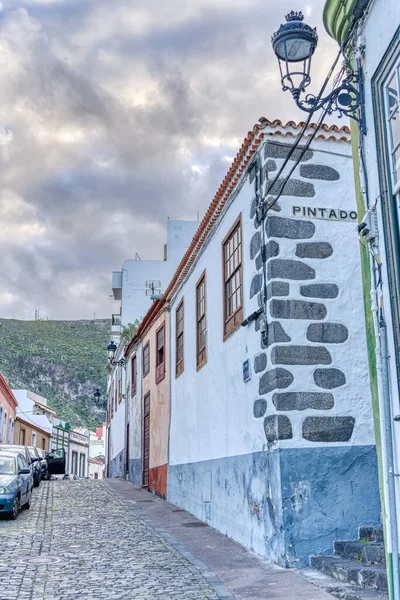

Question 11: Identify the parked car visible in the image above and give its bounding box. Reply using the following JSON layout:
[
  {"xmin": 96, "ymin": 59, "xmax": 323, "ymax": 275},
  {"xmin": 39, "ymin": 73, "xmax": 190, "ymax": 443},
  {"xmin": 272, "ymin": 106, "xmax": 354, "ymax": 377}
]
[
  {"xmin": 26, "ymin": 447, "xmax": 42, "ymax": 487},
  {"xmin": 0, "ymin": 445, "xmax": 41, "ymax": 488},
  {"xmin": 36, "ymin": 449, "xmax": 49, "ymax": 480},
  {"xmin": 0, "ymin": 451, "xmax": 33, "ymax": 519}
]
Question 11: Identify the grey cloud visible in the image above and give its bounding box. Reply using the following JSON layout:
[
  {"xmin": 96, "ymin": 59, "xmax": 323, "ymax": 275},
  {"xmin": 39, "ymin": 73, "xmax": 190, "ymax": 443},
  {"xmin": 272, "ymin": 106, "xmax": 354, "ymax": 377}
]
[{"xmin": 0, "ymin": 1, "xmax": 339, "ymax": 320}]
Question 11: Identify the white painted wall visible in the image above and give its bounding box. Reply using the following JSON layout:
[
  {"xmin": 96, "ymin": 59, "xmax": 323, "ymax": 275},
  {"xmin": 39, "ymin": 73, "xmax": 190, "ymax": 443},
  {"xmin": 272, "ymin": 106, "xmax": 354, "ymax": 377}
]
[
  {"xmin": 68, "ymin": 429, "xmax": 90, "ymax": 477},
  {"xmin": 354, "ymin": 0, "xmax": 400, "ymax": 554},
  {"xmin": 169, "ymin": 136, "xmax": 374, "ymax": 467},
  {"xmin": 126, "ymin": 340, "xmax": 143, "ymax": 468}
]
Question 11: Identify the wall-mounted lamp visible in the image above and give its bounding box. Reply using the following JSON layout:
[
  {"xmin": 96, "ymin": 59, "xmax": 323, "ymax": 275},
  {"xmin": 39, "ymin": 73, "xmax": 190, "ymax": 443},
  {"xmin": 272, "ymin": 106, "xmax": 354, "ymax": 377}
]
[
  {"xmin": 107, "ymin": 341, "xmax": 126, "ymax": 368},
  {"xmin": 271, "ymin": 11, "xmax": 366, "ymax": 133}
]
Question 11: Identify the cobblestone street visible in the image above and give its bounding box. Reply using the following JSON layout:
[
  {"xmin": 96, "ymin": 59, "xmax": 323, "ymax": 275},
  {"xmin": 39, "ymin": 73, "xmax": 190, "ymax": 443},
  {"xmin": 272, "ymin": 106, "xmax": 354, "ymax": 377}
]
[{"xmin": 0, "ymin": 480, "xmax": 220, "ymax": 600}]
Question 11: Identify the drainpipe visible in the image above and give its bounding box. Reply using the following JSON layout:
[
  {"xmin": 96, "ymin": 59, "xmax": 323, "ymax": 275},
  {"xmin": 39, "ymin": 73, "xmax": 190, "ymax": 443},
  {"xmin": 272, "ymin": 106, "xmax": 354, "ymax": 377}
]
[{"xmin": 379, "ymin": 307, "xmax": 400, "ymax": 600}]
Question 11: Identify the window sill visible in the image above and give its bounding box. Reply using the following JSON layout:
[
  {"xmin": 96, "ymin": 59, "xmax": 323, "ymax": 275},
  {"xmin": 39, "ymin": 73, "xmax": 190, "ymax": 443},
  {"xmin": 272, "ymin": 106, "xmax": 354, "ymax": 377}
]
[
  {"xmin": 176, "ymin": 362, "xmax": 184, "ymax": 378},
  {"xmin": 196, "ymin": 359, "xmax": 207, "ymax": 372},
  {"xmin": 223, "ymin": 307, "xmax": 243, "ymax": 341}
]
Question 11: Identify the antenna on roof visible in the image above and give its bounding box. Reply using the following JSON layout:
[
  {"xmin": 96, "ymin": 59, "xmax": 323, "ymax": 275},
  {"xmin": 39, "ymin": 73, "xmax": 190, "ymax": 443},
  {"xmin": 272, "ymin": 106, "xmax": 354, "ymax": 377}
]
[{"xmin": 197, "ymin": 212, "xmax": 199, "ymax": 221}]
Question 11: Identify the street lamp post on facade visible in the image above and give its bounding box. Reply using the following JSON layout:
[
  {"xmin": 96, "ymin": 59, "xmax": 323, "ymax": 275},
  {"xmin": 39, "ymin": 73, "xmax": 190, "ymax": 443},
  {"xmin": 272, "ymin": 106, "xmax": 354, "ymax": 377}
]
[
  {"xmin": 271, "ymin": 11, "xmax": 366, "ymax": 134},
  {"xmin": 107, "ymin": 341, "xmax": 126, "ymax": 368}
]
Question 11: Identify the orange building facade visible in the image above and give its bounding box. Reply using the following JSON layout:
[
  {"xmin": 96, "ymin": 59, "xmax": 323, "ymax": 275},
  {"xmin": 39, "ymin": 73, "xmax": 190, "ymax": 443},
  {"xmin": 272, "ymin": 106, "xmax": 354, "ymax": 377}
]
[
  {"xmin": 0, "ymin": 372, "xmax": 18, "ymax": 445},
  {"xmin": 139, "ymin": 309, "xmax": 169, "ymax": 498}
]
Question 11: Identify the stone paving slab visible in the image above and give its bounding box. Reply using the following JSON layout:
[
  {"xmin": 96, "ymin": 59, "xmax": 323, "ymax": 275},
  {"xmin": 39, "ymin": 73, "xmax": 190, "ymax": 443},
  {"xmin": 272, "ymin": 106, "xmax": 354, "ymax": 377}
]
[
  {"xmin": 105, "ymin": 477, "xmax": 336, "ymax": 600},
  {"xmin": 0, "ymin": 480, "xmax": 222, "ymax": 599}
]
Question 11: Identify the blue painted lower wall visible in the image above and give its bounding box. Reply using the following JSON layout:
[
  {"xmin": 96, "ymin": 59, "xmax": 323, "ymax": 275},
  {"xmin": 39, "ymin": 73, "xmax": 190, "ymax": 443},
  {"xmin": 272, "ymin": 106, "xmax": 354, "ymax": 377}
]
[
  {"xmin": 109, "ymin": 449, "xmax": 125, "ymax": 478},
  {"xmin": 168, "ymin": 445, "xmax": 381, "ymax": 567},
  {"xmin": 128, "ymin": 458, "xmax": 142, "ymax": 487}
]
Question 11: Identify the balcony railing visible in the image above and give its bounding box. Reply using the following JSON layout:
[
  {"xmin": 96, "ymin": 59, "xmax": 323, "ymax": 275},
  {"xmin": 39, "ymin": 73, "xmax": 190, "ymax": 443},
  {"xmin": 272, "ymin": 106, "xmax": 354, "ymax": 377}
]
[{"xmin": 112, "ymin": 314, "xmax": 121, "ymax": 326}]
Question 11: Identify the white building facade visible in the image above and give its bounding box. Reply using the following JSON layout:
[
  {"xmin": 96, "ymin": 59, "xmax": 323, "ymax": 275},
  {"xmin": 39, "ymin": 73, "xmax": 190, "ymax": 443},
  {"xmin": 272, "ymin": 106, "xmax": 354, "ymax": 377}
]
[
  {"xmin": 106, "ymin": 219, "xmax": 198, "ymax": 478},
  {"xmin": 167, "ymin": 120, "xmax": 381, "ymax": 566},
  {"xmin": 68, "ymin": 429, "xmax": 90, "ymax": 477}
]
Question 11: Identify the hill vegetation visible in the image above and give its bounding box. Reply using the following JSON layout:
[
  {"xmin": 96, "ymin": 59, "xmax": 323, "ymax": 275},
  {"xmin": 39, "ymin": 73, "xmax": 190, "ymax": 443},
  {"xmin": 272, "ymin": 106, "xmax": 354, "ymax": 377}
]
[{"xmin": 0, "ymin": 318, "xmax": 110, "ymax": 428}]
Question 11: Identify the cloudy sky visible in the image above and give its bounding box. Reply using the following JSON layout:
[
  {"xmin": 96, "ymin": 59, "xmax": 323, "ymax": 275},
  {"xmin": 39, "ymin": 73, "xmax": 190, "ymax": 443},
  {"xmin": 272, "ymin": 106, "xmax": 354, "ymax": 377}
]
[{"xmin": 0, "ymin": 0, "xmax": 339, "ymax": 321}]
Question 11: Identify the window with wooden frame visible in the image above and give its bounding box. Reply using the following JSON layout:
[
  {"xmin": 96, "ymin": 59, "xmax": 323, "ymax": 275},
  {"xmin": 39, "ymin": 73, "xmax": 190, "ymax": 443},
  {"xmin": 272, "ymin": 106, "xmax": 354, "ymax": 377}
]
[
  {"xmin": 222, "ymin": 216, "xmax": 243, "ymax": 339},
  {"xmin": 155, "ymin": 324, "xmax": 165, "ymax": 384},
  {"xmin": 131, "ymin": 354, "xmax": 137, "ymax": 396},
  {"xmin": 196, "ymin": 272, "xmax": 207, "ymax": 369},
  {"xmin": 373, "ymin": 34, "xmax": 400, "ymax": 393},
  {"xmin": 176, "ymin": 299, "xmax": 184, "ymax": 377},
  {"xmin": 143, "ymin": 342, "xmax": 150, "ymax": 377}
]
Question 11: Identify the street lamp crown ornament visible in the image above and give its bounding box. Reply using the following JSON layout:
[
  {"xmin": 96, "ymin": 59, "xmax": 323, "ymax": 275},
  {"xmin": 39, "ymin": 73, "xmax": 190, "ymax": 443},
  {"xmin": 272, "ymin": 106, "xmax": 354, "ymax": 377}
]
[
  {"xmin": 271, "ymin": 11, "xmax": 366, "ymax": 134},
  {"xmin": 285, "ymin": 10, "xmax": 304, "ymax": 21}
]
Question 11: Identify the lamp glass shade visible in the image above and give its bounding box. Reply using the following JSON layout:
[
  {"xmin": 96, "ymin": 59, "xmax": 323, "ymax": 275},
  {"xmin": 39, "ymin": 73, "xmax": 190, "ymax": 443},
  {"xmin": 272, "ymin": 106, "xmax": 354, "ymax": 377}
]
[
  {"xmin": 107, "ymin": 341, "xmax": 117, "ymax": 360},
  {"xmin": 272, "ymin": 12, "xmax": 318, "ymax": 64},
  {"xmin": 274, "ymin": 35, "xmax": 315, "ymax": 62}
]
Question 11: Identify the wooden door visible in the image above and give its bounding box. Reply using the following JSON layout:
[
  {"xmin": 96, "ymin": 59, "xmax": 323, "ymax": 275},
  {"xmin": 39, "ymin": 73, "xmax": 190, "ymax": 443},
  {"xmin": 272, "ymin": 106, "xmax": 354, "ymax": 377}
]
[{"xmin": 143, "ymin": 393, "xmax": 150, "ymax": 487}]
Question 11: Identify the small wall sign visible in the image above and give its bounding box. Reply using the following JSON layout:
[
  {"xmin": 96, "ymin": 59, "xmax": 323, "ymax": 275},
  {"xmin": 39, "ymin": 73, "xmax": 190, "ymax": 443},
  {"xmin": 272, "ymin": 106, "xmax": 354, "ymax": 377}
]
[
  {"xmin": 292, "ymin": 206, "xmax": 357, "ymax": 222},
  {"xmin": 243, "ymin": 359, "xmax": 251, "ymax": 383}
]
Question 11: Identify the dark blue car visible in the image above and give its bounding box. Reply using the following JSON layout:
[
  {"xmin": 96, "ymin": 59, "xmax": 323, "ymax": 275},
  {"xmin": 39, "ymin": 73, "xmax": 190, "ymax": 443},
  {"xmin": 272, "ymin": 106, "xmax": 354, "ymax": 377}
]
[{"xmin": 0, "ymin": 451, "xmax": 33, "ymax": 520}]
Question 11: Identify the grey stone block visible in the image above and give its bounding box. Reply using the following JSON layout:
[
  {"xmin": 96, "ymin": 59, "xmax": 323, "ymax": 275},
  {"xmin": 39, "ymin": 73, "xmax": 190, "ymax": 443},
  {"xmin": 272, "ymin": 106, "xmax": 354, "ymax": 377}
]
[
  {"xmin": 250, "ymin": 231, "xmax": 261, "ymax": 259},
  {"xmin": 302, "ymin": 416, "xmax": 355, "ymax": 442},
  {"xmin": 273, "ymin": 392, "xmax": 334, "ymax": 411},
  {"xmin": 300, "ymin": 164, "xmax": 340, "ymax": 181},
  {"xmin": 271, "ymin": 345, "xmax": 332, "ymax": 365},
  {"xmin": 250, "ymin": 196, "xmax": 257, "ymax": 219},
  {"xmin": 314, "ymin": 368, "xmax": 346, "ymax": 389},
  {"xmin": 264, "ymin": 240, "xmax": 280, "ymax": 261},
  {"xmin": 267, "ymin": 178, "xmax": 315, "ymax": 198},
  {"xmin": 264, "ymin": 141, "xmax": 313, "ymax": 162},
  {"xmin": 271, "ymin": 299, "xmax": 327, "ymax": 320},
  {"xmin": 268, "ymin": 259, "xmax": 315, "ymax": 281},
  {"xmin": 300, "ymin": 284, "xmax": 339, "ymax": 299},
  {"xmin": 265, "ymin": 159, "xmax": 277, "ymax": 172},
  {"xmin": 254, "ymin": 213, "xmax": 262, "ymax": 229},
  {"xmin": 250, "ymin": 274, "xmax": 263, "ymax": 299},
  {"xmin": 259, "ymin": 367, "xmax": 294, "ymax": 395},
  {"xmin": 264, "ymin": 415, "xmax": 293, "ymax": 442},
  {"xmin": 261, "ymin": 321, "xmax": 291, "ymax": 349},
  {"xmin": 307, "ymin": 323, "xmax": 349, "ymax": 344},
  {"xmin": 295, "ymin": 242, "xmax": 333, "ymax": 259},
  {"xmin": 266, "ymin": 216, "xmax": 315, "ymax": 239},
  {"xmin": 267, "ymin": 281, "xmax": 290, "ymax": 299},
  {"xmin": 255, "ymin": 241, "xmax": 280, "ymax": 269},
  {"xmin": 253, "ymin": 399, "xmax": 267, "ymax": 418},
  {"xmin": 254, "ymin": 353, "xmax": 267, "ymax": 373}
]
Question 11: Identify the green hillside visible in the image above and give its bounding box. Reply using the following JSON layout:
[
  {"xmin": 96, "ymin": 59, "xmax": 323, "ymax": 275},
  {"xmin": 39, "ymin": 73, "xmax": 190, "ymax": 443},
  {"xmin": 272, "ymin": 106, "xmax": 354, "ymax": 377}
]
[{"xmin": 0, "ymin": 319, "xmax": 110, "ymax": 428}]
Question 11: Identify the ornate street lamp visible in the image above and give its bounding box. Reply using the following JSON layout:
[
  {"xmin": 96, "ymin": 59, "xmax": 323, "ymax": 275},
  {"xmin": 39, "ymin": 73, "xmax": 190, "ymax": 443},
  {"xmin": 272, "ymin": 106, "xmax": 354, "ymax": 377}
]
[
  {"xmin": 271, "ymin": 11, "xmax": 366, "ymax": 133},
  {"xmin": 106, "ymin": 340, "xmax": 126, "ymax": 368}
]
